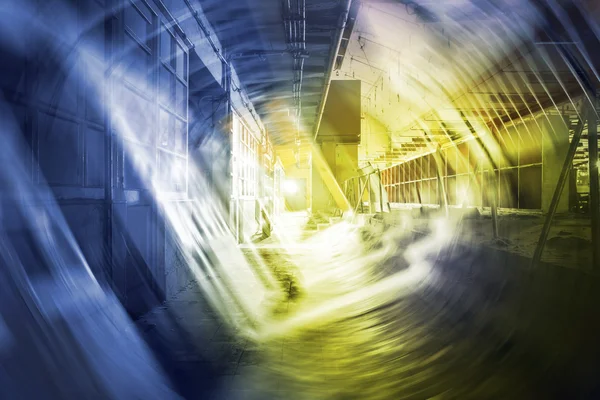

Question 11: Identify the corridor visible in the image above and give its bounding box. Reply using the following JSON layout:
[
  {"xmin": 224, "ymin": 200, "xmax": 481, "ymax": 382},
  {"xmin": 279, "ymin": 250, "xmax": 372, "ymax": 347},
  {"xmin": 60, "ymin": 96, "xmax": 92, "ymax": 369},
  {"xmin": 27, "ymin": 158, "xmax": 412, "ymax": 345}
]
[{"xmin": 1, "ymin": 0, "xmax": 600, "ymax": 398}]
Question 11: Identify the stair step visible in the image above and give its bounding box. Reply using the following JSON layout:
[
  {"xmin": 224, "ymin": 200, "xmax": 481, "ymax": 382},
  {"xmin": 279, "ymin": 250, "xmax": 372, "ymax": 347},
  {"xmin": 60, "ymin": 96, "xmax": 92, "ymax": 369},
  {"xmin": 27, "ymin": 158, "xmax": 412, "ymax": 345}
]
[{"xmin": 317, "ymin": 223, "xmax": 330, "ymax": 230}]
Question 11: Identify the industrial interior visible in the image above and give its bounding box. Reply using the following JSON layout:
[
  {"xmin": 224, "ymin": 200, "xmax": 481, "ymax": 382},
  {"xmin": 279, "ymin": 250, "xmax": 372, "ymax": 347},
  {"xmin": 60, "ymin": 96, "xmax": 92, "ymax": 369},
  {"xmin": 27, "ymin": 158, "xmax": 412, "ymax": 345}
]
[{"xmin": 1, "ymin": 0, "xmax": 599, "ymax": 398}]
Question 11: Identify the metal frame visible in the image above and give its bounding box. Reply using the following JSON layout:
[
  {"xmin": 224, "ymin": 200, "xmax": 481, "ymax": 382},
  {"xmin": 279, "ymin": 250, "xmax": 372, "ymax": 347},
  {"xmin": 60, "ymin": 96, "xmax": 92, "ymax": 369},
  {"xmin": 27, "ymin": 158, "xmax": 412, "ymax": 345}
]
[
  {"xmin": 531, "ymin": 42, "xmax": 600, "ymax": 270},
  {"xmin": 531, "ymin": 104, "xmax": 589, "ymax": 268},
  {"xmin": 344, "ymin": 166, "xmax": 388, "ymax": 214},
  {"xmin": 589, "ymin": 94, "xmax": 600, "ymax": 271}
]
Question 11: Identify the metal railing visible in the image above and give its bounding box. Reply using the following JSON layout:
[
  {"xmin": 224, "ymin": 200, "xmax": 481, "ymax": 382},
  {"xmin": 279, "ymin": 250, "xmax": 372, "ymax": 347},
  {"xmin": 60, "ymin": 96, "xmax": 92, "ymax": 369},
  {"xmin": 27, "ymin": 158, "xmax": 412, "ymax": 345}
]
[{"xmin": 343, "ymin": 165, "xmax": 390, "ymax": 214}]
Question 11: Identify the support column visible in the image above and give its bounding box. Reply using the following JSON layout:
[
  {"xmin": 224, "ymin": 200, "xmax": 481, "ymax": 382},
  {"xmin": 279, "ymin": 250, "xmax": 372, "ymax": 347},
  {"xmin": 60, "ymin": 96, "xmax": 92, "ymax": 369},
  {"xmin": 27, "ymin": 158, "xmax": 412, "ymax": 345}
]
[
  {"xmin": 334, "ymin": 144, "xmax": 358, "ymax": 183},
  {"xmin": 542, "ymin": 115, "xmax": 571, "ymax": 213},
  {"xmin": 532, "ymin": 108, "xmax": 587, "ymax": 268},
  {"xmin": 311, "ymin": 142, "xmax": 352, "ymax": 213},
  {"xmin": 589, "ymin": 96, "xmax": 599, "ymax": 271}
]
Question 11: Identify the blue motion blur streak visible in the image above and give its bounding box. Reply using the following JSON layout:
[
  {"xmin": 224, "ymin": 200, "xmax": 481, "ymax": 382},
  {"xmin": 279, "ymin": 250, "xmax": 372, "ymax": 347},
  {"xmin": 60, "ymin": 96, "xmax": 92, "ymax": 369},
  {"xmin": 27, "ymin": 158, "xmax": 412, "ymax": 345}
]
[
  {"xmin": 0, "ymin": 1, "xmax": 180, "ymax": 398},
  {"xmin": 0, "ymin": 95, "xmax": 180, "ymax": 400}
]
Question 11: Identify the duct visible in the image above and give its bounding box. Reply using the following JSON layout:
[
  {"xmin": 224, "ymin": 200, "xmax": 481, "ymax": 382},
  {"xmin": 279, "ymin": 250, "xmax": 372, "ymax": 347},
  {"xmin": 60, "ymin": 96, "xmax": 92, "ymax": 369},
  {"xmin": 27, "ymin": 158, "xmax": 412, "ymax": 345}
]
[{"xmin": 313, "ymin": 0, "xmax": 353, "ymax": 141}]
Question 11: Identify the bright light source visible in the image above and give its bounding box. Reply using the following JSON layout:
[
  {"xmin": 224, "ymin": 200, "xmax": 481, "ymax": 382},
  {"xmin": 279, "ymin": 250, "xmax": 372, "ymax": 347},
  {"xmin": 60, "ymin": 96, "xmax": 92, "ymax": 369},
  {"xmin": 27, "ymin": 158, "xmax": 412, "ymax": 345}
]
[{"xmin": 282, "ymin": 180, "xmax": 298, "ymax": 195}]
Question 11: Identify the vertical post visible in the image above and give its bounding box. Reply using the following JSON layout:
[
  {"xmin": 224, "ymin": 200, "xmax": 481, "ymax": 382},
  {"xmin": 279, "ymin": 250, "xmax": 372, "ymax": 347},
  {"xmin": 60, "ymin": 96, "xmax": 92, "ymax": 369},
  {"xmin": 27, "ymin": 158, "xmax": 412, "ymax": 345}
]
[
  {"xmin": 378, "ymin": 169, "xmax": 384, "ymax": 213},
  {"xmin": 222, "ymin": 56, "xmax": 237, "ymax": 241},
  {"xmin": 368, "ymin": 174, "xmax": 373, "ymax": 213},
  {"xmin": 351, "ymin": 178, "xmax": 355, "ymax": 210},
  {"xmin": 416, "ymin": 181, "xmax": 423, "ymax": 205},
  {"xmin": 434, "ymin": 148, "xmax": 448, "ymax": 217},
  {"xmin": 531, "ymin": 105, "xmax": 588, "ymax": 268},
  {"xmin": 359, "ymin": 176, "xmax": 365, "ymax": 214},
  {"xmin": 588, "ymin": 94, "xmax": 600, "ymax": 271},
  {"xmin": 461, "ymin": 112, "xmax": 498, "ymax": 238},
  {"xmin": 344, "ymin": 180, "xmax": 348, "ymax": 204},
  {"xmin": 355, "ymin": 177, "xmax": 359, "ymax": 210},
  {"xmin": 350, "ymin": 179, "xmax": 353, "ymax": 209},
  {"xmin": 472, "ymin": 140, "xmax": 498, "ymax": 238},
  {"xmin": 491, "ymin": 169, "xmax": 499, "ymax": 239}
]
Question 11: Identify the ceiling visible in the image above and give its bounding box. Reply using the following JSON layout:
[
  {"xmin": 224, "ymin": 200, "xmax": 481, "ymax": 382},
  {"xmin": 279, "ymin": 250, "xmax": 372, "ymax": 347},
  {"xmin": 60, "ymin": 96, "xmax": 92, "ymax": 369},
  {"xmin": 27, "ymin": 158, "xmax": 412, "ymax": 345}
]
[
  {"xmin": 199, "ymin": 0, "xmax": 355, "ymax": 154},
  {"xmin": 198, "ymin": 0, "xmax": 600, "ymax": 169},
  {"xmin": 337, "ymin": 0, "xmax": 600, "ymax": 166}
]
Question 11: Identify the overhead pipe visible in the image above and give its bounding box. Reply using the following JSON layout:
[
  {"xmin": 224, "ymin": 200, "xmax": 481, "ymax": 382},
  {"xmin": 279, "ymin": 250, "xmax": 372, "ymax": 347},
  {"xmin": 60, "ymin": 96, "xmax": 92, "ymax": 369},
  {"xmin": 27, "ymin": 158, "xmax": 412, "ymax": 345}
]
[
  {"xmin": 182, "ymin": 0, "xmax": 226, "ymax": 64},
  {"xmin": 299, "ymin": 0, "xmax": 306, "ymax": 119},
  {"xmin": 312, "ymin": 0, "xmax": 352, "ymax": 141},
  {"xmin": 228, "ymin": 50, "xmax": 307, "ymax": 60},
  {"xmin": 183, "ymin": 0, "xmax": 265, "ymax": 132},
  {"xmin": 282, "ymin": 0, "xmax": 306, "ymax": 154}
]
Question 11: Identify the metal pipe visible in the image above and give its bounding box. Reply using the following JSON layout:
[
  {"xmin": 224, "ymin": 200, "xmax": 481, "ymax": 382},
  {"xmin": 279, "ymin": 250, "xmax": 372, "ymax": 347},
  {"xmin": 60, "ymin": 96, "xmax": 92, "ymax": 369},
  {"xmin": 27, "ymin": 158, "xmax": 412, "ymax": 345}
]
[
  {"xmin": 229, "ymin": 50, "xmax": 290, "ymax": 60},
  {"xmin": 313, "ymin": 0, "xmax": 352, "ymax": 141},
  {"xmin": 288, "ymin": 1, "xmax": 294, "ymax": 43},
  {"xmin": 292, "ymin": 14, "xmax": 297, "ymax": 46},
  {"xmin": 531, "ymin": 105, "xmax": 589, "ymax": 268},
  {"xmin": 357, "ymin": 177, "xmax": 367, "ymax": 214},
  {"xmin": 301, "ymin": 0, "xmax": 306, "ymax": 50},
  {"xmin": 285, "ymin": 0, "xmax": 305, "ymax": 152}
]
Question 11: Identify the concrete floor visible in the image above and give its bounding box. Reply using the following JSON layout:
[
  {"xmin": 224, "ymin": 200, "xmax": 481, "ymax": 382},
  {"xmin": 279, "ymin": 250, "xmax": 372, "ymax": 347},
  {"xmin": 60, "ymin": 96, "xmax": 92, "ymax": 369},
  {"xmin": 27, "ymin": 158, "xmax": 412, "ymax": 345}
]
[
  {"xmin": 388, "ymin": 207, "xmax": 597, "ymax": 272},
  {"xmin": 136, "ymin": 211, "xmax": 600, "ymax": 400}
]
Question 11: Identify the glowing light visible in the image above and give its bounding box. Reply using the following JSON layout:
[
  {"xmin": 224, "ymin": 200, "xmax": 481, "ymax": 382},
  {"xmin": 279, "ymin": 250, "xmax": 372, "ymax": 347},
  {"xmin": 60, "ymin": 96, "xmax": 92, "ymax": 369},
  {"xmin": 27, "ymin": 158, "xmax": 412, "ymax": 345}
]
[{"xmin": 282, "ymin": 179, "xmax": 299, "ymax": 195}]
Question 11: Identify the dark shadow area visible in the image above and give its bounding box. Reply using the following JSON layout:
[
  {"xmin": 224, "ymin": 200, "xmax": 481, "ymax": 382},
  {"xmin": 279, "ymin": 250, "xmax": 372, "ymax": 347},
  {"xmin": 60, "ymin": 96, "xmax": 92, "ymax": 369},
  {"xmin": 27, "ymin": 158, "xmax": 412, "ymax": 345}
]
[
  {"xmin": 418, "ymin": 240, "xmax": 600, "ymax": 398},
  {"xmin": 134, "ymin": 290, "xmax": 235, "ymax": 400}
]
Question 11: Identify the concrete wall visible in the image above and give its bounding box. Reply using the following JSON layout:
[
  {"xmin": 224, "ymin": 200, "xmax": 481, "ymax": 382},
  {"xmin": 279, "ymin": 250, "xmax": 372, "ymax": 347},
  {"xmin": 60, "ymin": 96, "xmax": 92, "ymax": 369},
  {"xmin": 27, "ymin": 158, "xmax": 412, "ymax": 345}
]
[
  {"xmin": 284, "ymin": 163, "xmax": 311, "ymax": 211},
  {"xmin": 360, "ymin": 115, "xmax": 390, "ymax": 164},
  {"xmin": 381, "ymin": 111, "xmax": 571, "ymax": 213}
]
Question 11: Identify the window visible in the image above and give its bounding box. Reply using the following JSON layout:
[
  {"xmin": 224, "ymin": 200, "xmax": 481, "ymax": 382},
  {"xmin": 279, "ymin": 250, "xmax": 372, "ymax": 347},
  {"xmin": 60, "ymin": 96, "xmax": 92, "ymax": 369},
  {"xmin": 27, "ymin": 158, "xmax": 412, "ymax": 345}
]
[
  {"xmin": 159, "ymin": 108, "xmax": 172, "ymax": 147},
  {"xmin": 174, "ymin": 118, "xmax": 186, "ymax": 153},
  {"xmin": 160, "ymin": 25, "xmax": 173, "ymax": 64},
  {"xmin": 159, "ymin": 25, "xmax": 188, "ymax": 118},
  {"xmin": 175, "ymin": 41, "xmax": 187, "ymax": 79},
  {"xmin": 159, "ymin": 65, "xmax": 173, "ymax": 107},
  {"xmin": 175, "ymin": 79, "xmax": 187, "ymax": 117},
  {"xmin": 124, "ymin": 0, "xmax": 152, "ymax": 46},
  {"xmin": 123, "ymin": 33, "xmax": 151, "ymax": 91},
  {"xmin": 234, "ymin": 119, "xmax": 259, "ymax": 198}
]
